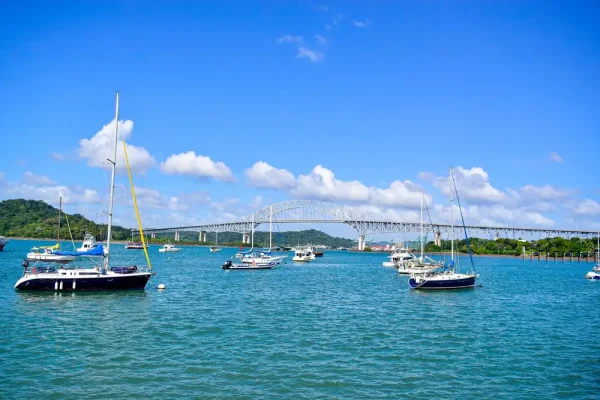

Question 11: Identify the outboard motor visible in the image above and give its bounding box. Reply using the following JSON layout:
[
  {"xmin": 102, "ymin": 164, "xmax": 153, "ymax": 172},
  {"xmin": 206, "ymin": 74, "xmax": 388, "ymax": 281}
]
[{"xmin": 222, "ymin": 260, "xmax": 232, "ymax": 270}]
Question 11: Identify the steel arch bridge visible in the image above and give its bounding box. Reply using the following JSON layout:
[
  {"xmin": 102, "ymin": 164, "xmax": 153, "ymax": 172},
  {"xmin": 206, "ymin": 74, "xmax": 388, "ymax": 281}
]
[{"xmin": 134, "ymin": 200, "xmax": 598, "ymax": 248}]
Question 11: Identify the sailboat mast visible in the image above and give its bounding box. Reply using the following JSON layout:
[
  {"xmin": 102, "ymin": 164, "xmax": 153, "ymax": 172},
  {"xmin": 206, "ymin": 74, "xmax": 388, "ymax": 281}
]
[
  {"xmin": 420, "ymin": 191, "xmax": 424, "ymax": 260},
  {"xmin": 450, "ymin": 167, "xmax": 454, "ymax": 261},
  {"xmin": 216, "ymin": 231, "xmax": 218, "ymax": 246},
  {"xmin": 105, "ymin": 91, "xmax": 119, "ymax": 269},
  {"xmin": 251, "ymin": 213, "xmax": 254, "ymax": 249},
  {"xmin": 269, "ymin": 205, "xmax": 273, "ymax": 250},
  {"xmin": 57, "ymin": 196, "xmax": 62, "ymax": 249}
]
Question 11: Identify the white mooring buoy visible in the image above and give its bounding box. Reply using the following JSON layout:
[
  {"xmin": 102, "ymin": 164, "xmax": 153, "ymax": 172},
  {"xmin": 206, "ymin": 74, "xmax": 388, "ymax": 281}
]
[{"xmin": 157, "ymin": 283, "xmax": 166, "ymax": 290}]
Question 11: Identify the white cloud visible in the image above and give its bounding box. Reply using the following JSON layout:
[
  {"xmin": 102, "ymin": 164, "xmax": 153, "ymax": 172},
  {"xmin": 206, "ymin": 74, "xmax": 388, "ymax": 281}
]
[
  {"xmin": 292, "ymin": 165, "xmax": 369, "ymax": 201},
  {"xmin": 315, "ymin": 34, "xmax": 328, "ymax": 46},
  {"xmin": 572, "ymin": 199, "xmax": 600, "ymax": 215},
  {"xmin": 168, "ymin": 197, "xmax": 189, "ymax": 212},
  {"xmin": 296, "ymin": 47, "xmax": 324, "ymax": 63},
  {"xmin": 78, "ymin": 119, "xmax": 156, "ymax": 175},
  {"xmin": 353, "ymin": 20, "xmax": 367, "ymax": 28},
  {"xmin": 549, "ymin": 152, "xmax": 563, "ymax": 163},
  {"xmin": 245, "ymin": 161, "xmax": 296, "ymax": 189},
  {"xmin": 160, "ymin": 151, "xmax": 235, "ymax": 182},
  {"xmin": 133, "ymin": 187, "xmax": 165, "ymax": 209},
  {"xmin": 277, "ymin": 34, "xmax": 303, "ymax": 44},
  {"xmin": 2, "ymin": 183, "xmax": 101, "ymax": 205},
  {"xmin": 0, "ymin": 172, "xmax": 4, "ymax": 182},
  {"xmin": 23, "ymin": 171, "xmax": 56, "ymax": 186},
  {"xmin": 51, "ymin": 152, "xmax": 65, "ymax": 161},
  {"xmin": 369, "ymin": 180, "xmax": 429, "ymax": 208},
  {"xmin": 426, "ymin": 166, "xmax": 507, "ymax": 204}
]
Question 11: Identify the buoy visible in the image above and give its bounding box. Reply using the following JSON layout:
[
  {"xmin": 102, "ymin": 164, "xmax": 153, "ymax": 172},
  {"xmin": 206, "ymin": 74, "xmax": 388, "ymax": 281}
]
[
  {"xmin": 54, "ymin": 281, "xmax": 58, "ymax": 290},
  {"xmin": 157, "ymin": 283, "xmax": 166, "ymax": 290},
  {"xmin": 72, "ymin": 280, "xmax": 76, "ymax": 290},
  {"xmin": 59, "ymin": 281, "xmax": 63, "ymax": 290}
]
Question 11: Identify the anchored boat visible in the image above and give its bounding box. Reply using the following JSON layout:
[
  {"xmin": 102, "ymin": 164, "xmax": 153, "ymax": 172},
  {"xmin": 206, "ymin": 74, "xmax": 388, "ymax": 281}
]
[
  {"xmin": 15, "ymin": 92, "xmax": 154, "ymax": 291},
  {"xmin": 409, "ymin": 167, "xmax": 479, "ymax": 290},
  {"xmin": 159, "ymin": 243, "xmax": 181, "ymax": 253}
]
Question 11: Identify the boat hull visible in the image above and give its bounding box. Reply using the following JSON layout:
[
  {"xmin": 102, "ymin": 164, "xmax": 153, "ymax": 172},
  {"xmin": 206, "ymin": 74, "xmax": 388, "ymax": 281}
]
[
  {"xmin": 409, "ymin": 275, "xmax": 476, "ymax": 290},
  {"xmin": 15, "ymin": 272, "xmax": 151, "ymax": 291},
  {"xmin": 0, "ymin": 243, "xmax": 5, "ymax": 252}
]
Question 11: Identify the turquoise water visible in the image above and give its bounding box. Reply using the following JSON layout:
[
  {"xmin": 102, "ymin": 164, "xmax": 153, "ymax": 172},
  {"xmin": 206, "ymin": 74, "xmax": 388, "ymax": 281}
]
[{"xmin": 0, "ymin": 239, "xmax": 598, "ymax": 399}]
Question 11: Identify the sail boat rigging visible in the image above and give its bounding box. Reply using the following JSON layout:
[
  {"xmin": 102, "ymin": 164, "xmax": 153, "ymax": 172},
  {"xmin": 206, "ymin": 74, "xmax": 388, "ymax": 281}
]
[
  {"xmin": 26, "ymin": 196, "xmax": 75, "ymax": 263},
  {"xmin": 15, "ymin": 92, "xmax": 154, "ymax": 291},
  {"xmin": 408, "ymin": 167, "xmax": 479, "ymax": 290}
]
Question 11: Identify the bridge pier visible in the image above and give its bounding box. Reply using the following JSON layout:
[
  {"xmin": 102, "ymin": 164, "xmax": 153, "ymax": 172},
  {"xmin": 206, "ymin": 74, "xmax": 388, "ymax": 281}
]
[
  {"xmin": 434, "ymin": 231, "xmax": 441, "ymax": 247},
  {"xmin": 494, "ymin": 232, "xmax": 499, "ymax": 241},
  {"xmin": 242, "ymin": 233, "xmax": 250, "ymax": 244},
  {"xmin": 198, "ymin": 231, "xmax": 203, "ymax": 242},
  {"xmin": 358, "ymin": 234, "xmax": 365, "ymax": 251},
  {"xmin": 151, "ymin": 232, "xmax": 155, "ymax": 239},
  {"xmin": 203, "ymin": 232, "xmax": 207, "ymax": 242},
  {"xmin": 175, "ymin": 230, "xmax": 180, "ymax": 242}
]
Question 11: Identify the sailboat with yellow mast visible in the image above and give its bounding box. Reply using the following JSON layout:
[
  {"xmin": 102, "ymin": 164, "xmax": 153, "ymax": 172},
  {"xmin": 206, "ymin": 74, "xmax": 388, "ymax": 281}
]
[{"xmin": 15, "ymin": 92, "xmax": 154, "ymax": 291}]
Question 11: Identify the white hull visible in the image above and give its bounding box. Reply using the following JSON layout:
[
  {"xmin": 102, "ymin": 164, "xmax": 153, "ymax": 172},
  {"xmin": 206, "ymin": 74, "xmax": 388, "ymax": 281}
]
[
  {"xmin": 159, "ymin": 248, "xmax": 181, "ymax": 253},
  {"xmin": 382, "ymin": 261, "xmax": 396, "ymax": 268},
  {"xmin": 293, "ymin": 256, "xmax": 311, "ymax": 262},
  {"xmin": 209, "ymin": 247, "xmax": 222, "ymax": 252},
  {"xmin": 26, "ymin": 252, "xmax": 74, "ymax": 263}
]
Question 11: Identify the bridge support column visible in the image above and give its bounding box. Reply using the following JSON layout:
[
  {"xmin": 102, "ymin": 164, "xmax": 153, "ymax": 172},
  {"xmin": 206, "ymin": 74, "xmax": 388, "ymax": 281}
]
[
  {"xmin": 203, "ymin": 232, "xmax": 207, "ymax": 242},
  {"xmin": 175, "ymin": 230, "xmax": 180, "ymax": 242},
  {"xmin": 494, "ymin": 232, "xmax": 499, "ymax": 241},
  {"xmin": 151, "ymin": 232, "xmax": 155, "ymax": 239},
  {"xmin": 434, "ymin": 231, "xmax": 441, "ymax": 247},
  {"xmin": 242, "ymin": 233, "xmax": 249, "ymax": 244},
  {"xmin": 199, "ymin": 231, "xmax": 203, "ymax": 242},
  {"xmin": 358, "ymin": 234, "xmax": 365, "ymax": 251}
]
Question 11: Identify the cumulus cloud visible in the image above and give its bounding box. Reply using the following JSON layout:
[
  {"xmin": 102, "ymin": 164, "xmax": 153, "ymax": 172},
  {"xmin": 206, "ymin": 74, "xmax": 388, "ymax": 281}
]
[
  {"xmin": 369, "ymin": 180, "xmax": 429, "ymax": 208},
  {"xmin": 353, "ymin": 20, "xmax": 368, "ymax": 28},
  {"xmin": 245, "ymin": 161, "xmax": 296, "ymax": 189},
  {"xmin": 160, "ymin": 151, "xmax": 235, "ymax": 182},
  {"xmin": 292, "ymin": 165, "xmax": 370, "ymax": 202},
  {"xmin": 296, "ymin": 47, "xmax": 324, "ymax": 63},
  {"xmin": 3, "ymin": 183, "xmax": 101, "ymax": 205},
  {"xmin": 251, "ymin": 195, "xmax": 263, "ymax": 208},
  {"xmin": 168, "ymin": 197, "xmax": 189, "ymax": 212},
  {"xmin": 424, "ymin": 166, "xmax": 507, "ymax": 204},
  {"xmin": 549, "ymin": 152, "xmax": 563, "ymax": 163},
  {"xmin": 23, "ymin": 171, "xmax": 56, "ymax": 186},
  {"xmin": 78, "ymin": 119, "xmax": 156, "ymax": 175},
  {"xmin": 572, "ymin": 199, "xmax": 600, "ymax": 215}
]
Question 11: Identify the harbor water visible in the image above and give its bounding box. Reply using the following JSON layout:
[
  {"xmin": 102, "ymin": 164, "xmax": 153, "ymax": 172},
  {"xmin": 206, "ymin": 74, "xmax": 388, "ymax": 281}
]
[{"xmin": 0, "ymin": 239, "xmax": 598, "ymax": 399}]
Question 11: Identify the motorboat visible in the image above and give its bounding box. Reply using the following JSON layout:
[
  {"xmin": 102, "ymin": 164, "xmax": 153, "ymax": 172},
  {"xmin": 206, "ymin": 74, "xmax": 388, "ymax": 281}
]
[
  {"xmin": 383, "ymin": 247, "xmax": 415, "ymax": 268},
  {"xmin": 15, "ymin": 93, "xmax": 153, "ymax": 291},
  {"xmin": 293, "ymin": 247, "xmax": 313, "ymax": 262},
  {"xmin": 126, "ymin": 242, "xmax": 148, "ymax": 249},
  {"xmin": 0, "ymin": 236, "xmax": 8, "ymax": 251},
  {"xmin": 209, "ymin": 246, "xmax": 222, "ymax": 252},
  {"xmin": 408, "ymin": 169, "xmax": 479, "ymax": 290},
  {"xmin": 77, "ymin": 232, "xmax": 102, "ymax": 253},
  {"xmin": 222, "ymin": 260, "xmax": 274, "ymax": 270},
  {"xmin": 585, "ymin": 271, "xmax": 600, "ymax": 280},
  {"xmin": 159, "ymin": 243, "xmax": 181, "ymax": 253}
]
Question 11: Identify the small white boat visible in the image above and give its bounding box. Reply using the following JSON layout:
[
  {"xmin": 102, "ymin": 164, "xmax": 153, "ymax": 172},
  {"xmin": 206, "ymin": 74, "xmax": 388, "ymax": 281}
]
[
  {"xmin": 383, "ymin": 247, "xmax": 415, "ymax": 268},
  {"xmin": 125, "ymin": 242, "xmax": 147, "ymax": 250},
  {"xmin": 585, "ymin": 271, "xmax": 600, "ymax": 280},
  {"xmin": 293, "ymin": 247, "xmax": 313, "ymax": 262},
  {"xmin": 222, "ymin": 260, "xmax": 274, "ymax": 270},
  {"xmin": 26, "ymin": 248, "xmax": 74, "ymax": 263},
  {"xmin": 77, "ymin": 232, "xmax": 101, "ymax": 252},
  {"xmin": 159, "ymin": 243, "xmax": 181, "ymax": 253},
  {"xmin": 209, "ymin": 246, "xmax": 222, "ymax": 252}
]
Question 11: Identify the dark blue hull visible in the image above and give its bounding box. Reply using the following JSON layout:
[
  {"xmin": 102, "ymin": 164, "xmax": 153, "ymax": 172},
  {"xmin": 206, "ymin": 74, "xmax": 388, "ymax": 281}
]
[
  {"xmin": 409, "ymin": 276, "xmax": 476, "ymax": 290},
  {"xmin": 15, "ymin": 273, "xmax": 151, "ymax": 291}
]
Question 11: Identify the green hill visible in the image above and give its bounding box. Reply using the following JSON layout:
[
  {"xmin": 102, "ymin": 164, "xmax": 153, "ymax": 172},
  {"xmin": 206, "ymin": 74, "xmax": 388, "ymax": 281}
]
[{"xmin": 0, "ymin": 199, "xmax": 131, "ymax": 240}]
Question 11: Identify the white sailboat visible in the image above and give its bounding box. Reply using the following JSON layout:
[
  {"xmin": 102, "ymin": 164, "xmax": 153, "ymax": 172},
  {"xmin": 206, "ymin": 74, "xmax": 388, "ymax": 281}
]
[
  {"xmin": 26, "ymin": 196, "xmax": 75, "ymax": 263},
  {"xmin": 209, "ymin": 231, "xmax": 222, "ymax": 252},
  {"xmin": 16, "ymin": 92, "xmax": 153, "ymax": 291},
  {"xmin": 399, "ymin": 192, "xmax": 441, "ymax": 275},
  {"xmin": 240, "ymin": 206, "xmax": 286, "ymax": 265},
  {"xmin": 409, "ymin": 167, "xmax": 479, "ymax": 290},
  {"xmin": 585, "ymin": 233, "xmax": 600, "ymax": 279}
]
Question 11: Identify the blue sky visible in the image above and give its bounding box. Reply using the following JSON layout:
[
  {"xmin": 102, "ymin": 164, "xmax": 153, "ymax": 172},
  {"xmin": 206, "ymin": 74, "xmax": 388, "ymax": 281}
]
[{"xmin": 0, "ymin": 1, "xmax": 598, "ymax": 239}]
